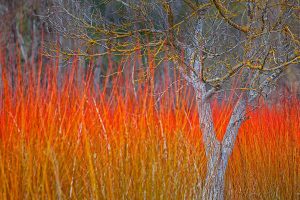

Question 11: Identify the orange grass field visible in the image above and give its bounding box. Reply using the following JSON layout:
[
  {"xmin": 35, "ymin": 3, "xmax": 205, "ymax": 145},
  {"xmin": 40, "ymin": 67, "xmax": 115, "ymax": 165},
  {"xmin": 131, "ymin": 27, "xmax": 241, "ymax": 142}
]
[{"xmin": 0, "ymin": 51, "xmax": 299, "ymax": 200}]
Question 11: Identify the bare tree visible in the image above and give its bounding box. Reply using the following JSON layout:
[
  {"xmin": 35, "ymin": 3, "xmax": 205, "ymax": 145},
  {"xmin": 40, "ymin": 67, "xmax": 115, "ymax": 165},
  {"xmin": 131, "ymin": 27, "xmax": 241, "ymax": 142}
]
[{"xmin": 45, "ymin": 0, "xmax": 300, "ymax": 199}]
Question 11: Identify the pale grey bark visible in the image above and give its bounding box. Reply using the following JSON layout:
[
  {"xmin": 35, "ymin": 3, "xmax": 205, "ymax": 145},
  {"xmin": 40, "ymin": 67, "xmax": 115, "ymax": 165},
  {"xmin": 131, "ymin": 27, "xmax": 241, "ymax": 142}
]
[
  {"xmin": 182, "ymin": 7, "xmax": 283, "ymax": 198},
  {"xmin": 181, "ymin": 14, "xmax": 232, "ymax": 199},
  {"xmin": 189, "ymin": 73, "xmax": 248, "ymax": 199}
]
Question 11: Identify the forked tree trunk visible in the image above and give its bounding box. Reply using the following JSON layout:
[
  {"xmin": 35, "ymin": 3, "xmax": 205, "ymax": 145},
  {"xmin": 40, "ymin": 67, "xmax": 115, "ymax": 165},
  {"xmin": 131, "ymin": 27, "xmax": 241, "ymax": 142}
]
[
  {"xmin": 180, "ymin": 12, "xmax": 248, "ymax": 200},
  {"xmin": 194, "ymin": 88, "xmax": 246, "ymax": 200},
  {"xmin": 201, "ymin": 130, "xmax": 239, "ymax": 200},
  {"xmin": 202, "ymin": 144, "xmax": 225, "ymax": 200}
]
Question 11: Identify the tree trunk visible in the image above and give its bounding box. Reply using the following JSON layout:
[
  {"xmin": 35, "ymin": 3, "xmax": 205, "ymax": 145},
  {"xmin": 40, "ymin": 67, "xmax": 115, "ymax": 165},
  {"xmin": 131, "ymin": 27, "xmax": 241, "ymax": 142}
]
[
  {"xmin": 195, "ymin": 90, "xmax": 246, "ymax": 200},
  {"xmin": 201, "ymin": 143, "xmax": 227, "ymax": 200},
  {"xmin": 182, "ymin": 12, "xmax": 247, "ymax": 199},
  {"xmin": 202, "ymin": 162, "xmax": 226, "ymax": 200},
  {"xmin": 200, "ymin": 124, "xmax": 242, "ymax": 200}
]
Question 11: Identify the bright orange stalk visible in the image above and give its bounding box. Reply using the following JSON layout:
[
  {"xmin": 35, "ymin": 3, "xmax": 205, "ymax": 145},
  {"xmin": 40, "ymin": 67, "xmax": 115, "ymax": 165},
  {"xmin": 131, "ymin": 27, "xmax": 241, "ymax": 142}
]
[{"xmin": 0, "ymin": 48, "xmax": 299, "ymax": 199}]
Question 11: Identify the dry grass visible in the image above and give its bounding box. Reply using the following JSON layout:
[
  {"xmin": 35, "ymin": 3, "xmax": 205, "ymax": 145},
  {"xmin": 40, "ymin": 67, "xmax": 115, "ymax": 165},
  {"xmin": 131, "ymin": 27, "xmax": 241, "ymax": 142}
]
[{"xmin": 0, "ymin": 51, "xmax": 299, "ymax": 200}]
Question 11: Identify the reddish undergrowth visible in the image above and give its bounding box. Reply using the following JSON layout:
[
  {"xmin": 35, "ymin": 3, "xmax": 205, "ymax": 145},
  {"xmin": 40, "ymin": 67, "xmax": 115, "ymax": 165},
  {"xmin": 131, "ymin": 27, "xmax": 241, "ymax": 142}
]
[{"xmin": 0, "ymin": 49, "xmax": 299, "ymax": 199}]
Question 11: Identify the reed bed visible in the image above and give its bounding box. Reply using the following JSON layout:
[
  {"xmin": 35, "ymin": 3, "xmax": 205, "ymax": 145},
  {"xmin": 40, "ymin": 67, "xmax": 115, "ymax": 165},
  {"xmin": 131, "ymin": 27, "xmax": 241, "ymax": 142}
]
[{"xmin": 0, "ymin": 51, "xmax": 299, "ymax": 200}]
